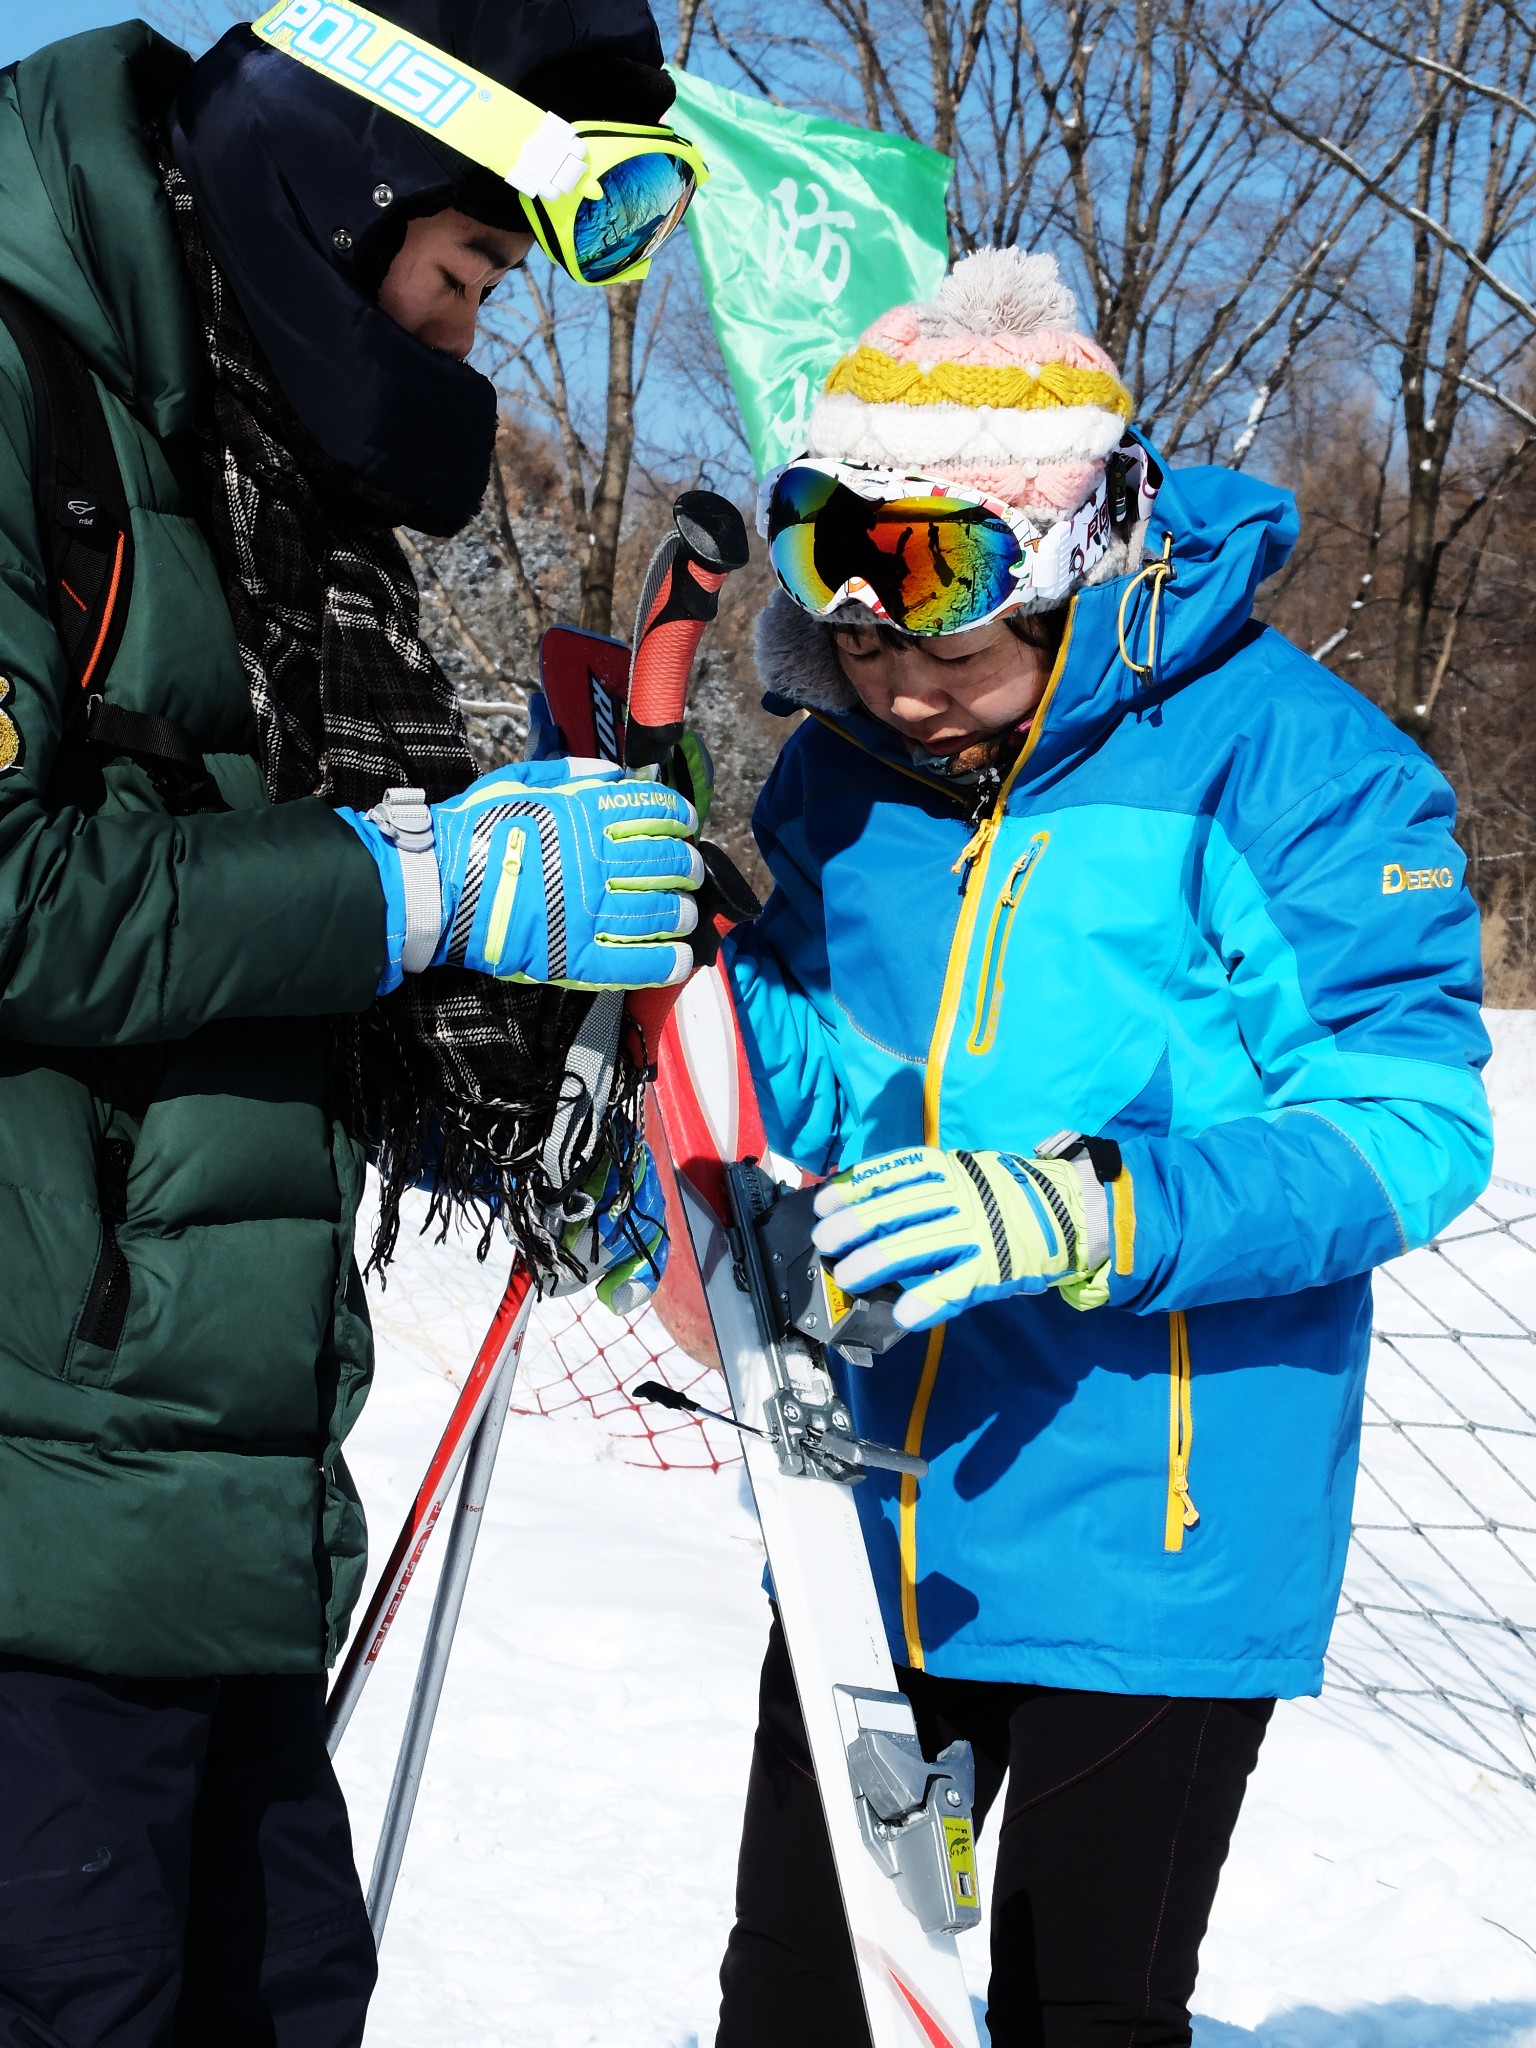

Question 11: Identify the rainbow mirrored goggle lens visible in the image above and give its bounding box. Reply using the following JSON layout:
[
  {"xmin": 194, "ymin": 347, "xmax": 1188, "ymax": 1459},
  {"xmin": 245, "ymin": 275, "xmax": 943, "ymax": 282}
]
[
  {"xmin": 568, "ymin": 146, "xmax": 698, "ymax": 283},
  {"xmin": 766, "ymin": 465, "xmax": 1027, "ymax": 636}
]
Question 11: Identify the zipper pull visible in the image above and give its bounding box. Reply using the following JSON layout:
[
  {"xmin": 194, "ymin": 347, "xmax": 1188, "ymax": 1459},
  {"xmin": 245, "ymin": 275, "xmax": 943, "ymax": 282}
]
[
  {"xmin": 1171, "ymin": 1456, "xmax": 1199, "ymax": 1525},
  {"xmin": 951, "ymin": 813, "xmax": 996, "ymax": 885}
]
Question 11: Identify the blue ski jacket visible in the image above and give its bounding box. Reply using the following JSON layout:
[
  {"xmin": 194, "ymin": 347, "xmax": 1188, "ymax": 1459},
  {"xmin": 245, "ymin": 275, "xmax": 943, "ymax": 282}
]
[{"xmin": 724, "ymin": 452, "xmax": 1491, "ymax": 1700}]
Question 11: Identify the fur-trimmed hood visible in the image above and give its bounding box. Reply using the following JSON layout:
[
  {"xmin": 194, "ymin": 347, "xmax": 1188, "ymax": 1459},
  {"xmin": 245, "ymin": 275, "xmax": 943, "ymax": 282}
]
[{"xmin": 753, "ymin": 590, "xmax": 860, "ymax": 713}]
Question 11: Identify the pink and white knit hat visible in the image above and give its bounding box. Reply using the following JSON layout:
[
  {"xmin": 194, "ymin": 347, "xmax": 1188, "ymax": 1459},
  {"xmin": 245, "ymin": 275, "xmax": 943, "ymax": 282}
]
[
  {"xmin": 754, "ymin": 248, "xmax": 1149, "ymax": 709},
  {"xmin": 805, "ymin": 247, "xmax": 1134, "ymax": 530}
]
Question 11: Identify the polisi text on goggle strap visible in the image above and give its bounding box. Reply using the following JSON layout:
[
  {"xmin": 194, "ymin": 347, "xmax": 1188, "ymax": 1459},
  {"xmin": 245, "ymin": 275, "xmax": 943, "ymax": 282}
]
[{"xmin": 257, "ymin": 1, "xmax": 483, "ymax": 130}]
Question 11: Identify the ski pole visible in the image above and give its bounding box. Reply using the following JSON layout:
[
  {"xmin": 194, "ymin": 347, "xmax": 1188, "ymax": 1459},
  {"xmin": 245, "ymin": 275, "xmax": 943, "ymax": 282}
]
[
  {"xmin": 624, "ymin": 490, "xmax": 750, "ymax": 770},
  {"xmin": 622, "ymin": 491, "xmax": 750, "ymax": 1064},
  {"xmin": 329, "ymin": 491, "xmax": 748, "ymax": 1749},
  {"xmin": 343, "ymin": 1011, "xmax": 604, "ymax": 1936},
  {"xmin": 326, "ymin": 1261, "xmax": 536, "ymax": 1753},
  {"xmin": 346, "ymin": 490, "xmax": 752, "ymax": 1933},
  {"xmin": 365, "ymin": 1332, "xmax": 522, "ymax": 1942}
]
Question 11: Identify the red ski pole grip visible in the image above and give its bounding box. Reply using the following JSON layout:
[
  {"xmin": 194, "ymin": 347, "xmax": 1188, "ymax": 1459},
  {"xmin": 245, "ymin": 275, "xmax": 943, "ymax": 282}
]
[{"xmin": 626, "ymin": 562, "xmax": 728, "ymax": 765}]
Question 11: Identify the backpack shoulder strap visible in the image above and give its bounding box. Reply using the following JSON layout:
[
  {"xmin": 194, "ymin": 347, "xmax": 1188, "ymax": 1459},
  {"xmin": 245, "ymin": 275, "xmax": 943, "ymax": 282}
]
[
  {"xmin": 0, "ymin": 286, "xmax": 225, "ymax": 812},
  {"xmin": 0, "ymin": 278, "xmax": 136, "ymax": 717}
]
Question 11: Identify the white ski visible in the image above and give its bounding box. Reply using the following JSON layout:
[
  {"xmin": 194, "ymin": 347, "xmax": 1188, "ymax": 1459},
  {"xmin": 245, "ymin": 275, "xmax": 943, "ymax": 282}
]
[
  {"xmin": 534, "ymin": 600, "xmax": 982, "ymax": 2046},
  {"xmin": 655, "ymin": 966, "xmax": 985, "ymax": 2048}
]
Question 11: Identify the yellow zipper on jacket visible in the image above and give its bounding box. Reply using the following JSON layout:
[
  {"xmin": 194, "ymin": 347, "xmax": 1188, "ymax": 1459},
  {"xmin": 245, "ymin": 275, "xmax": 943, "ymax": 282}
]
[
  {"xmin": 922, "ymin": 612, "xmax": 1075, "ymax": 1143},
  {"xmin": 897, "ymin": 606, "xmax": 1077, "ymax": 1669},
  {"xmin": 966, "ymin": 830, "xmax": 1050, "ymax": 1056},
  {"xmin": 1164, "ymin": 1310, "xmax": 1200, "ymax": 1551}
]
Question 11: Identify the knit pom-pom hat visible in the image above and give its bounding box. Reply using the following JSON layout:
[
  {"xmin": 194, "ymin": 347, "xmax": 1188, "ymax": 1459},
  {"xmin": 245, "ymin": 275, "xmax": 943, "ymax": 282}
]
[
  {"xmin": 806, "ymin": 247, "xmax": 1133, "ymax": 525},
  {"xmin": 759, "ymin": 248, "xmax": 1150, "ymax": 713}
]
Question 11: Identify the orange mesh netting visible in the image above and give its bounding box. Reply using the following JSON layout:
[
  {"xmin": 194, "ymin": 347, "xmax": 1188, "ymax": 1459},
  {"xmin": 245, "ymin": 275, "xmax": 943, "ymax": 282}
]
[{"xmin": 513, "ymin": 1293, "xmax": 743, "ymax": 1473}]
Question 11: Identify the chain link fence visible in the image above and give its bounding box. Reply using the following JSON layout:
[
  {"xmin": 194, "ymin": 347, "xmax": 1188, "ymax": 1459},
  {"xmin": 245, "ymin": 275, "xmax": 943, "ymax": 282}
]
[{"xmin": 1325, "ymin": 1178, "xmax": 1536, "ymax": 1788}]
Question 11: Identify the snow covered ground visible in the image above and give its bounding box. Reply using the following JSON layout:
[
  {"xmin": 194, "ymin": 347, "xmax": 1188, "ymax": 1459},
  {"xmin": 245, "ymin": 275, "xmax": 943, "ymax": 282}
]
[{"xmin": 334, "ymin": 1011, "xmax": 1536, "ymax": 2048}]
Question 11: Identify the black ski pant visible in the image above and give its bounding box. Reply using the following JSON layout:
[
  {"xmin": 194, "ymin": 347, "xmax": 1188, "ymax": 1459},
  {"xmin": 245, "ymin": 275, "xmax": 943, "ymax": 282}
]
[
  {"xmin": 0, "ymin": 1659, "xmax": 376, "ymax": 2048},
  {"xmin": 717, "ymin": 1614, "xmax": 1273, "ymax": 2048}
]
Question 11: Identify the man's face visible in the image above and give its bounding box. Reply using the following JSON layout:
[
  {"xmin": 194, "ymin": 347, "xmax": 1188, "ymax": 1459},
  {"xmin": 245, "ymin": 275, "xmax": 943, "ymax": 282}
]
[{"xmin": 376, "ymin": 209, "xmax": 534, "ymax": 360}]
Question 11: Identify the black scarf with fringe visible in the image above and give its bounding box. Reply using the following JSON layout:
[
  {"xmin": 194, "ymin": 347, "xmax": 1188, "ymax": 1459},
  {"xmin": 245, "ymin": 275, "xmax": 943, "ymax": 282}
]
[{"xmin": 161, "ymin": 157, "xmax": 639, "ymax": 1278}]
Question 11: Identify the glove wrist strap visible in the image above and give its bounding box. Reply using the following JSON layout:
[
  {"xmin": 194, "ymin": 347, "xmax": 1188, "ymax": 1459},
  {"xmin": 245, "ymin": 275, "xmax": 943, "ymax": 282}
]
[
  {"xmin": 369, "ymin": 787, "xmax": 441, "ymax": 976},
  {"xmin": 1034, "ymin": 1129, "xmax": 1113, "ymax": 1275}
]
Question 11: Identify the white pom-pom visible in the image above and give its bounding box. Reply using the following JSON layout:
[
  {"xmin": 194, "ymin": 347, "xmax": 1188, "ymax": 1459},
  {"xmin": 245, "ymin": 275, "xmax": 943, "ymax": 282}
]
[{"xmin": 928, "ymin": 248, "xmax": 1078, "ymax": 337}]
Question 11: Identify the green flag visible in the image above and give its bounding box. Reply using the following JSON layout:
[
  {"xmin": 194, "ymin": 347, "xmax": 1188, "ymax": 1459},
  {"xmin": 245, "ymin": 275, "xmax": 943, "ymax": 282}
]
[{"xmin": 668, "ymin": 70, "xmax": 952, "ymax": 478}]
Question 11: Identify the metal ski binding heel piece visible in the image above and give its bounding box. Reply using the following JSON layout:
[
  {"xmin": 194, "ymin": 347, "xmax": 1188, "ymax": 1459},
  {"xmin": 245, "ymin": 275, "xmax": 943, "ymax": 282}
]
[
  {"xmin": 837, "ymin": 1688, "xmax": 982, "ymax": 1936},
  {"xmin": 657, "ymin": 1109, "xmax": 984, "ymax": 2039}
]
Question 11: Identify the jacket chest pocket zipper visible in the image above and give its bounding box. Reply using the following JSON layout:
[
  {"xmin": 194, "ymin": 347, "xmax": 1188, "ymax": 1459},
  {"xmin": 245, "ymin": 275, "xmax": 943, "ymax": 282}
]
[
  {"xmin": 966, "ymin": 831, "xmax": 1050, "ymax": 1056},
  {"xmin": 1165, "ymin": 1309, "xmax": 1200, "ymax": 1550},
  {"xmin": 77, "ymin": 1137, "xmax": 134, "ymax": 1353}
]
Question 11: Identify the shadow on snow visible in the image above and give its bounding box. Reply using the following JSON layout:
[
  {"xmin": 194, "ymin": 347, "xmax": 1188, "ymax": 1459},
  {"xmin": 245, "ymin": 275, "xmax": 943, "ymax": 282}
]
[{"xmin": 1192, "ymin": 2002, "xmax": 1536, "ymax": 2047}]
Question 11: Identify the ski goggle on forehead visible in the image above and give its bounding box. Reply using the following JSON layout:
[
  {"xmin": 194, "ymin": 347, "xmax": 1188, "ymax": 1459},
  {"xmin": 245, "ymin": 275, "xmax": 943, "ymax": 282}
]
[
  {"xmin": 252, "ymin": 0, "xmax": 708, "ymax": 286},
  {"xmin": 759, "ymin": 450, "xmax": 1158, "ymax": 637}
]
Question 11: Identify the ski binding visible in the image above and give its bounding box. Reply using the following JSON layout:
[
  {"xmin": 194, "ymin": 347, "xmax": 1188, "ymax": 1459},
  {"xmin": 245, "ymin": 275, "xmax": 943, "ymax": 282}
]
[
  {"xmin": 836, "ymin": 1687, "xmax": 982, "ymax": 1936},
  {"xmin": 723, "ymin": 1161, "xmax": 924, "ymax": 1484},
  {"xmin": 721, "ymin": 1161, "xmax": 982, "ymax": 1937}
]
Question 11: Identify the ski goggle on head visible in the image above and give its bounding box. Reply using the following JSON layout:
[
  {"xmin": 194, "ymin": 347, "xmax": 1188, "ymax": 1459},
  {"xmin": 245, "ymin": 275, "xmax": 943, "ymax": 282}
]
[
  {"xmin": 758, "ymin": 448, "xmax": 1159, "ymax": 637},
  {"xmin": 252, "ymin": 1, "xmax": 708, "ymax": 285}
]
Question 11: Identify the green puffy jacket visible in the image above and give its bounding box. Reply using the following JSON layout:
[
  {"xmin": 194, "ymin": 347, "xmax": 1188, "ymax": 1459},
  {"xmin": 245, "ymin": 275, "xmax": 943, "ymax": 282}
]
[{"xmin": 0, "ymin": 24, "xmax": 394, "ymax": 1676}]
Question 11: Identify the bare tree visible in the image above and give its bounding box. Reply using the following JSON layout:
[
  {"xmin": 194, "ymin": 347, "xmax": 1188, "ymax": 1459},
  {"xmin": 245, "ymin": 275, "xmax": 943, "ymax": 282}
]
[
  {"xmin": 698, "ymin": 0, "xmax": 1382, "ymax": 473},
  {"xmin": 473, "ymin": 4, "xmax": 711, "ymax": 639},
  {"xmin": 1216, "ymin": 0, "xmax": 1536, "ymax": 737}
]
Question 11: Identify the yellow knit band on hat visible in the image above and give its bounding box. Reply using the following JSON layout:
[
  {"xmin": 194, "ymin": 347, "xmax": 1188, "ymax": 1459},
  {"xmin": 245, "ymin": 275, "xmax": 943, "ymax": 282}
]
[{"xmin": 824, "ymin": 346, "xmax": 1134, "ymax": 421}]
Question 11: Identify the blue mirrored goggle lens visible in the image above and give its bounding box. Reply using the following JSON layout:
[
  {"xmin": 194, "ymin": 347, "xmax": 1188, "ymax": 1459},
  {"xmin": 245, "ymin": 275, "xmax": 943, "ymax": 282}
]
[{"xmin": 573, "ymin": 154, "xmax": 696, "ymax": 282}]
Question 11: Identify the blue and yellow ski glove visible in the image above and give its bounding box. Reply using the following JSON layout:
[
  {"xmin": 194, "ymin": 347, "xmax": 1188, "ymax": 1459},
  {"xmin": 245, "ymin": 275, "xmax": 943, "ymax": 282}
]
[
  {"xmin": 339, "ymin": 759, "xmax": 701, "ymax": 995},
  {"xmin": 560, "ymin": 1134, "xmax": 668, "ymax": 1314},
  {"xmin": 811, "ymin": 1142, "xmax": 1112, "ymax": 1332}
]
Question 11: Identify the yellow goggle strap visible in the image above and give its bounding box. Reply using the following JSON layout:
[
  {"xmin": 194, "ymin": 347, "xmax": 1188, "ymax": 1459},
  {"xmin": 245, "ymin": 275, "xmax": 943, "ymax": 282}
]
[{"xmin": 252, "ymin": 0, "xmax": 595, "ymax": 201}]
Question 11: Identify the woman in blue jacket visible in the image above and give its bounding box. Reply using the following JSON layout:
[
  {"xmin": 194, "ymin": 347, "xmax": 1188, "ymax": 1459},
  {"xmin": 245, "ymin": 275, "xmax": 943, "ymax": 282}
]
[{"xmin": 715, "ymin": 248, "xmax": 1491, "ymax": 2047}]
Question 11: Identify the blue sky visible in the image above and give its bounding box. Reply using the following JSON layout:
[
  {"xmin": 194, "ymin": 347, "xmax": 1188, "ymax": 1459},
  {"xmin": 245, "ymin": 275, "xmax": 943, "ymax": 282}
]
[{"xmin": 4, "ymin": 2, "xmax": 151, "ymax": 65}]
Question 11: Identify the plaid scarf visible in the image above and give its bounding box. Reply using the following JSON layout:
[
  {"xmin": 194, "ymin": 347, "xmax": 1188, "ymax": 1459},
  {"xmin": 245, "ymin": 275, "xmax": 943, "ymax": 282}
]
[{"xmin": 161, "ymin": 158, "xmax": 638, "ymax": 1278}]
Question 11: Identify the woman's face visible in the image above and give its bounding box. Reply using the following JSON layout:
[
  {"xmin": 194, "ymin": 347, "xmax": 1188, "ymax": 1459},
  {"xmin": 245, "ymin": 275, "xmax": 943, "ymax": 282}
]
[
  {"xmin": 377, "ymin": 209, "xmax": 534, "ymax": 360},
  {"xmin": 831, "ymin": 616, "xmax": 1057, "ymax": 757}
]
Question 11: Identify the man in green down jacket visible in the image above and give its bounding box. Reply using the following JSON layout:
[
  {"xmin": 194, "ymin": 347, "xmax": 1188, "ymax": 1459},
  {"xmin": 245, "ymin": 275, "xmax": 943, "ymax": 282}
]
[{"xmin": 0, "ymin": 5, "xmax": 703, "ymax": 2041}]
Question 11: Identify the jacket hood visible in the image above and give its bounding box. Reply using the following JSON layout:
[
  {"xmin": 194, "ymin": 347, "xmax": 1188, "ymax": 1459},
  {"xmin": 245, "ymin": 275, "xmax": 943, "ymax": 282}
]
[
  {"xmin": 758, "ymin": 443, "xmax": 1300, "ymax": 790},
  {"xmin": 0, "ymin": 24, "xmax": 201, "ymax": 442},
  {"xmin": 1018, "ymin": 449, "xmax": 1297, "ymax": 785},
  {"xmin": 1123, "ymin": 447, "xmax": 1299, "ymax": 693}
]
